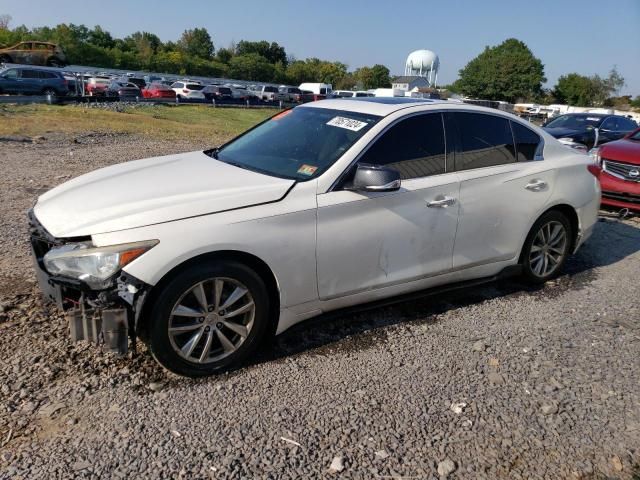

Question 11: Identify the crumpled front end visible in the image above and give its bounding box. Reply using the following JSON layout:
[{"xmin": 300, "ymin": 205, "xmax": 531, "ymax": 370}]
[{"xmin": 28, "ymin": 209, "xmax": 150, "ymax": 354}]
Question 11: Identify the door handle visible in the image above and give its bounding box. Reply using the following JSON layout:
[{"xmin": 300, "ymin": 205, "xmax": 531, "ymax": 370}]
[
  {"xmin": 525, "ymin": 179, "xmax": 547, "ymax": 191},
  {"xmin": 427, "ymin": 196, "xmax": 456, "ymax": 208}
]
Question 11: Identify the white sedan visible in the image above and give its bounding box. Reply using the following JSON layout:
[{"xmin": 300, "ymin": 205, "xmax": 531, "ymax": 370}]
[{"xmin": 30, "ymin": 98, "xmax": 600, "ymax": 376}]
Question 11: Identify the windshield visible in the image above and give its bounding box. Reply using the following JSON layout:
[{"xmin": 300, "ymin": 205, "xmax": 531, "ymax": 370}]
[
  {"xmin": 215, "ymin": 107, "xmax": 380, "ymax": 181},
  {"xmin": 264, "ymin": 86, "xmax": 278, "ymax": 93},
  {"xmin": 186, "ymin": 84, "xmax": 203, "ymax": 90},
  {"xmin": 630, "ymin": 130, "xmax": 640, "ymax": 141},
  {"xmin": 545, "ymin": 114, "xmax": 603, "ymax": 129}
]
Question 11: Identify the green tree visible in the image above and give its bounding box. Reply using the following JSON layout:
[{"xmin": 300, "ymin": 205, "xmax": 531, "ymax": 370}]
[
  {"xmin": 285, "ymin": 60, "xmax": 312, "ymax": 84},
  {"xmin": 553, "ymin": 68, "xmax": 626, "ymax": 106},
  {"xmin": 553, "ymin": 73, "xmax": 596, "ymax": 106},
  {"xmin": 216, "ymin": 47, "xmax": 234, "ymax": 64},
  {"xmin": 88, "ymin": 25, "xmax": 114, "ymax": 49},
  {"xmin": 334, "ymin": 73, "xmax": 357, "ymax": 90},
  {"xmin": 178, "ymin": 27, "xmax": 214, "ymax": 59},
  {"xmin": 354, "ymin": 64, "xmax": 391, "ymax": 89},
  {"xmin": 228, "ymin": 53, "xmax": 275, "ymax": 81},
  {"xmin": 456, "ymin": 38, "xmax": 545, "ymax": 102},
  {"xmin": 236, "ymin": 40, "xmax": 287, "ymax": 66}
]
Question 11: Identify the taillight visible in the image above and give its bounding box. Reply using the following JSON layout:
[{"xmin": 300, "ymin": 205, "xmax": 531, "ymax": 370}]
[{"xmin": 183, "ymin": 89, "xmax": 188, "ymax": 93}]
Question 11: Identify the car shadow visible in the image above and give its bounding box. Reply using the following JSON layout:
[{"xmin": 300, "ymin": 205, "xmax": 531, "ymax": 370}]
[{"xmin": 245, "ymin": 217, "xmax": 640, "ymax": 368}]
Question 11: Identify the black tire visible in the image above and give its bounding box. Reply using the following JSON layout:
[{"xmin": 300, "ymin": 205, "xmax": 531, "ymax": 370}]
[
  {"xmin": 521, "ymin": 210, "xmax": 573, "ymax": 284},
  {"xmin": 42, "ymin": 88, "xmax": 57, "ymax": 97},
  {"xmin": 0, "ymin": 54, "xmax": 11, "ymax": 64},
  {"xmin": 148, "ymin": 260, "xmax": 271, "ymax": 377}
]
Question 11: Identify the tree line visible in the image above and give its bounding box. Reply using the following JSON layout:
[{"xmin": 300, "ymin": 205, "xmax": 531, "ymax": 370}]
[
  {"xmin": 0, "ymin": 17, "xmax": 391, "ymax": 89},
  {"xmin": 448, "ymin": 38, "xmax": 635, "ymax": 108}
]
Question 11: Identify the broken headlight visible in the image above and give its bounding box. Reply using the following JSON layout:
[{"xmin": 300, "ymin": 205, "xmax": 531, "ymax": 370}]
[{"xmin": 43, "ymin": 240, "xmax": 158, "ymax": 289}]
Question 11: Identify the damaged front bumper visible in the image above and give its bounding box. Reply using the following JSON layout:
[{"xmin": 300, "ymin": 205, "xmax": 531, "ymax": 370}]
[{"xmin": 29, "ymin": 210, "xmax": 150, "ymax": 354}]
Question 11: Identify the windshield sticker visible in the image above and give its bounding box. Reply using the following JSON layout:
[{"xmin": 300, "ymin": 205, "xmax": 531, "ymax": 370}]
[
  {"xmin": 297, "ymin": 164, "xmax": 318, "ymax": 176},
  {"xmin": 586, "ymin": 117, "xmax": 600, "ymax": 121},
  {"xmin": 326, "ymin": 116, "xmax": 368, "ymax": 131}
]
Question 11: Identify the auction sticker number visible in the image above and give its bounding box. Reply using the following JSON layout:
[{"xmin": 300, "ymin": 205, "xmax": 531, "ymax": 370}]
[{"xmin": 326, "ymin": 116, "xmax": 368, "ymax": 132}]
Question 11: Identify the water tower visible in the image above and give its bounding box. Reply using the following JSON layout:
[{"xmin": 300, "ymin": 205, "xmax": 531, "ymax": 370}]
[{"xmin": 404, "ymin": 49, "xmax": 440, "ymax": 87}]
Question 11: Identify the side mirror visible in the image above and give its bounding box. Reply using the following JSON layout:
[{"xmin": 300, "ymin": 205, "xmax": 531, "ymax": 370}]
[{"xmin": 352, "ymin": 163, "xmax": 401, "ymax": 192}]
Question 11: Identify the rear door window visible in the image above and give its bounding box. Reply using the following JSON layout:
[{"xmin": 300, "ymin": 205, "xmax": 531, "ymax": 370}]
[
  {"xmin": 21, "ymin": 69, "xmax": 40, "ymax": 79},
  {"xmin": 358, "ymin": 113, "xmax": 447, "ymax": 179},
  {"xmin": 451, "ymin": 112, "xmax": 516, "ymax": 170},
  {"xmin": 511, "ymin": 122, "xmax": 542, "ymax": 161},
  {"xmin": 615, "ymin": 117, "xmax": 637, "ymax": 131}
]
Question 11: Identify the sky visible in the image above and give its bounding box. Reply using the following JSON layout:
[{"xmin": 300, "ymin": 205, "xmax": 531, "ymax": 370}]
[{"xmin": 2, "ymin": 0, "xmax": 639, "ymax": 95}]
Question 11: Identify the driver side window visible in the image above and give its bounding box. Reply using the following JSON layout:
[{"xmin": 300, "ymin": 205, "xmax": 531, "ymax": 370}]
[
  {"xmin": 358, "ymin": 113, "xmax": 447, "ymax": 180},
  {"xmin": 600, "ymin": 117, "xmax": 617, "ymax": 131}
]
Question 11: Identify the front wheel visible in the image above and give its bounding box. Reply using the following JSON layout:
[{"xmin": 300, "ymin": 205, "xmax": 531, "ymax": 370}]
[
  {"xmin": 148, "ymin": 260, "xmax": 271, "ymax": 377},
  {"xmin": 521, "ymin": 211, "xmax": 573, "ymax": 284}
]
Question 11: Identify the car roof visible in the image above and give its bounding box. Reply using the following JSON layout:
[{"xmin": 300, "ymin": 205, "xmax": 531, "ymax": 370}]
[
  {"xmin": 0, "ymin": 65, "xmax": 60, "ymax": 73},
  {"xmin": 301, "ymin": 97, "xmax": 449, "ymax": 116},
  {"xmin": 561, "ymin": 113, "xmax": 607, "ymax": 117}
]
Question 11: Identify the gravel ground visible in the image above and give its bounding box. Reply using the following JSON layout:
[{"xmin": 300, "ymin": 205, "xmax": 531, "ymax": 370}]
[{"xmin": 0, "ymin": 134, "xmax": 639, "ymax": 479}]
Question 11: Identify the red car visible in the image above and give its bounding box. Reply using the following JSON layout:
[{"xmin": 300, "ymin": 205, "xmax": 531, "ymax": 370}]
[
  {"xmin": 84, "ymin": 77, "xmax": 110, "ymax": 96},
  {"xmin": 141, "ymin": 83, "xmax": 176, "ymax": 99},
  {"xmin": 592, "ymin": 127, "xmax": 640, "ymax": 212}
]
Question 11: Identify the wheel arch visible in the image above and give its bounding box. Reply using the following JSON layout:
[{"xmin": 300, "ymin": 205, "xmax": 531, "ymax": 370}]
[
  {"xmin": 137, "ymin": 250, "xmax": 281, "ymax": 339},
  {"xmin": 518, "ymin": 203, "xmax": 580, "ymax": 263}
]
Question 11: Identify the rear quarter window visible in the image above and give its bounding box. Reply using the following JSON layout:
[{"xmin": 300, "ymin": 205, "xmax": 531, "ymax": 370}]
[
  {"xmin": 511, "ymin": 122, "xmax": 542, "ymax": 161},
  {"xmin": 452, "ymin": 112, "xmax": 517, "ymax": 170}
]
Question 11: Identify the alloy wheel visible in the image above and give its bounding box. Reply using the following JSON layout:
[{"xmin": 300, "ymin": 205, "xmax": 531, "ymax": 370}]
[
  {"xmin": 529, "ymin": 220, "xmax": 567, "ymax": 278},
  {"xmin": 168, "ymin": 277, "xmax": 255, "ymax": 364}
]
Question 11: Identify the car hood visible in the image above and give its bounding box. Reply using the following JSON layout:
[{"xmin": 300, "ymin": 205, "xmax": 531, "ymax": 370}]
[
  {"xmin": 600, "ymin": 138, "xmax": 640, "ymax": 165},
  {"xmin": 34, "ymin": 151, "xmax": 295, "ymax": 238},
  {"xmin": 542, "ymin": 127, "xmax": 586, "ymax": 139}
]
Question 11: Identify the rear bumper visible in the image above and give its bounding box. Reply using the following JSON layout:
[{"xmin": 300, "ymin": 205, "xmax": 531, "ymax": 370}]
[{"xmin": 574, "ymin": 181, "xmax": 600, "ymax": 252}]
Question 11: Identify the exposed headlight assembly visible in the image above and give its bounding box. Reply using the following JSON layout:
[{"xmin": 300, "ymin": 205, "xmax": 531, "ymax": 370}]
[{"xmin": 44, "ymin": 240, "xmax": 158, "ymax": 289}]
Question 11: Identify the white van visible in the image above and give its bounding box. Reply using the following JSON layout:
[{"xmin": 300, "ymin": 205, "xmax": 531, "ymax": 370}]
[
  {"xmin": 299, "ymin": 82, "xmax": 332, "ymax": 96},
  {"xmin": 332, "ymin": 90, "xmax": 374, "ymax": 98}
]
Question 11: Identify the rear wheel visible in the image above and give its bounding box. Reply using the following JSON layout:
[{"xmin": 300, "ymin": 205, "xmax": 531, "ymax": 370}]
[
  {"xmin": 148, "ymin": 260, "xmax": 270, "ymax": 377},
  {"xmin": 521, "ymin": 211, "xmax": 573, "ymax": 284}
]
